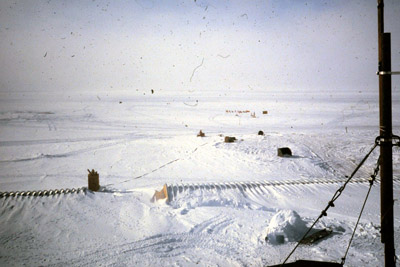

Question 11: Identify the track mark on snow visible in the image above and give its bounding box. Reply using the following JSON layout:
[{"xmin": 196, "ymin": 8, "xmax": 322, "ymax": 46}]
[
  {"xmin": 189, "ymin": 215, "xmax": 232, "ymax": 234},
  {"xmin": 0, "ymin": 135, "xmax": 131, "ymax": 147},
  {"xmin": 0, "ymin": 141, "xmax": 126, "ymax": 163},
  {"xmin": 62, "ymin": 229, "xmax": 247, "ymax": 267}
]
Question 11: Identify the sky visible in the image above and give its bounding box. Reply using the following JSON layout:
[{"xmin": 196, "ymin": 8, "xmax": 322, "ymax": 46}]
[{"xmin": 0, "ymin": 0, "xmax": 399, "ymax": 93}]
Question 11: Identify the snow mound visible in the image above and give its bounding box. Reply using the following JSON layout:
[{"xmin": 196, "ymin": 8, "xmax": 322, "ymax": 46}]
[
  {"xmin": 171, "ymin": 189, "xmax": 252, "ymax": 211},
  {"xmin": 266, "ymin": 210, "xmax": 309, "ymax": 245}
]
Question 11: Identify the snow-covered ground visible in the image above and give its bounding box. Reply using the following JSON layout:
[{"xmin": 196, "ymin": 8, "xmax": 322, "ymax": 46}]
[{"xmin": 0, "ymin": 89, "xmax": 400, "ymax": 266}]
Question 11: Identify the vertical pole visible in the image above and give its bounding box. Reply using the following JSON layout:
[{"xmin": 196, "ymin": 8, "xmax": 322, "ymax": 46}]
[{"xmin": 378, "ymin": 1, "xmax": 395, "ymax": 266}]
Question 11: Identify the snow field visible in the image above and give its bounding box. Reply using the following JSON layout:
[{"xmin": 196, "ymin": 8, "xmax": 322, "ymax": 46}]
[{"xmin": 0, "ymin": 89, "xmax": 400, "ymax": 266}]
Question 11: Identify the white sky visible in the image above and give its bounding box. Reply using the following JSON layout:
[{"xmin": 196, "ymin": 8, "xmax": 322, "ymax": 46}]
[{"xmin": 0, "ymin": 0, "xmax": 399, "ymax": 93}]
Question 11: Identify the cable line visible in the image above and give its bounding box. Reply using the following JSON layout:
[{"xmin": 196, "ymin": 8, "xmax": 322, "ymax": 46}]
[
  {"xmin": 281, "ymin": 142, "xmax": 378, "ymax": 265},
  {"xmin": 341, "ymin": 156, "xmax": 381, "ymax": 265}
]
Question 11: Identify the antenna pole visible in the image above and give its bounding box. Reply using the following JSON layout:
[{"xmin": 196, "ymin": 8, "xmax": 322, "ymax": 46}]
[{"xmin": 377, "ymin": 0, "xmax": 396, "ymax": 266}]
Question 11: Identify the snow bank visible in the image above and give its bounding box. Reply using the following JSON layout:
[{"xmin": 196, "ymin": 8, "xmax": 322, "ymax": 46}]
[{"xmin": 266, "ymin": 210, "xmax": 309, "ymax": 245}]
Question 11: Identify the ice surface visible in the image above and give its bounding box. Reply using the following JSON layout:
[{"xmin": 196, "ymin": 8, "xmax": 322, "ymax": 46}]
[
  {"xmin": 1, "ymin": 0, "xmax": 400, "ymax": 265},
  {"xmin": 0, "ymin": 89, "xmax": 399, "ymax": 266}
]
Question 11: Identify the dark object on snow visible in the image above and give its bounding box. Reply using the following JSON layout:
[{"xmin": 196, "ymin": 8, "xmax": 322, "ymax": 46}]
[
  {"xmin": 151, "ymin": 89, "xmax": 154, "ymax": 94},
  {"xmin": 268, "ymin": 260, "xmax": 342, "ymax": 267},
  {"xmin": 88, "ymin": 169, "xmax": 100, "ymax": 191},
  {"xmin": 275, "ymin": 234, "xmax": 284, "ymax": 244},
  {"xmin": 263, "ymin": 110, "xmax": 268, "ymax": 114},
  {"xmin": 258, "ymin": 130, "xmax": 264, "ymax": 136},
  {"xmin": 300, "ymin": 228, "xmax": 333, "ymax": 245},
  {"xmin": 197, "ymin": 130, "xmax": 205, "ymax": 137},
  {"xmin": 264, "ymin": 234, "xmax": 284, "ymax": 244},
  {"xmin": 278, "ymin": 147, "xmax": 292, "ymax": 157},
  {"xmin": 224, "ymin": 136, "xmax": 237, "ymax": 143}
]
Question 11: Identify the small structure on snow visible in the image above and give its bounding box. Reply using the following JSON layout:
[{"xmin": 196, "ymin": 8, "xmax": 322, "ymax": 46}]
[
  {"xmin": 197, "ymin": 130, "xmax": 205, "ymax": 137},
  {"xmin": 151, "ymin": 184, "xmax": 169, "ymax": 202},
  {"xmin": 278, "ymin": 147, "xmax": 292, "ymax": 157},
  {"xmin": 88, "ymin": 169, "xmax": 100, "ymax": 191},
  {"xmin": 224, "ymin": 136, "xmax": 237, "ymax": 143}
]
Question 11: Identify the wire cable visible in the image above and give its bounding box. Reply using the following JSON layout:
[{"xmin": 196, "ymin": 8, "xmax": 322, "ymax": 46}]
[
  {"xmin": 341, "ymin": 157, "xmax": 380, "ymax": 265},
  {"xmin": 281, "ymin": 142, "xmax": 378, "ymax": 265}
]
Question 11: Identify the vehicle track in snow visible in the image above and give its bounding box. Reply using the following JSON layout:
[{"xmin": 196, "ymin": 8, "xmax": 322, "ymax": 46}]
[
  {"xmin": 0, "ymin": 140, "xmax": 127, "ymax": 163},
  {"xmin": 61, "ymin": 230, "xmax": 248, "ymax": 267},
  {"xmin": 189, "ymin": 214, "xmax": 233, "ymax": 234}
]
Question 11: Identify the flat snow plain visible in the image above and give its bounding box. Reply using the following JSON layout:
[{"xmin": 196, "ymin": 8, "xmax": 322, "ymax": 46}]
[{"xmin": 0, "ymin": 89, "xmax": 399, "ymax": 266}]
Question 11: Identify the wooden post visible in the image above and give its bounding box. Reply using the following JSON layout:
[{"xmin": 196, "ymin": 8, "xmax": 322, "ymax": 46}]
[
  {"xmin": 88, "ymin": 169, "xmax": 100, "ymax": 191},
  {"xmin": 378, "ymin": 1, "xmax": 396, "ymax": 266}
]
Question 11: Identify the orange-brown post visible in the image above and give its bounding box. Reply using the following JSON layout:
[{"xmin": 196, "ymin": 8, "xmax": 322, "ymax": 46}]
[{"xmin": 151, "ymin": 184, "xmax": 169, "ymax": 202}]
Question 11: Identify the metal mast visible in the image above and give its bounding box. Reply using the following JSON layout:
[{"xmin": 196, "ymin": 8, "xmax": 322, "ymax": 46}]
[{"xmin": 377, "ymin": 0, "xmax": 396, "ymax": 266}]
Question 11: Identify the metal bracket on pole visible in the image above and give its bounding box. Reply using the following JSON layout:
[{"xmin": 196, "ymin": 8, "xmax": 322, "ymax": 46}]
[
  {"xmin": 392, "ymin": 135, "xmax": 400, "ymax": 147},
  {"xmin": 377, "ymin": 71, "xmax": 400, "ymax": 75},
  {"xmin": 375, "ymin": 135, "xmax": 400, "ymax": 146}
]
